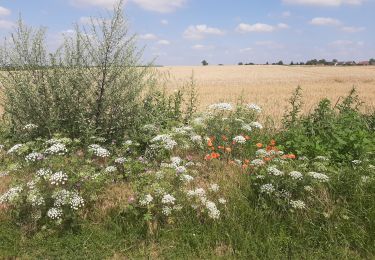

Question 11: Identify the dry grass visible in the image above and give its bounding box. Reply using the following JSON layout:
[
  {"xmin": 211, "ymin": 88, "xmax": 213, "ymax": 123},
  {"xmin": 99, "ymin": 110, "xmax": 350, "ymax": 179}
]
[{"xmin": 158, "ymin": 65, "xmax": 375, "ymax": 119}]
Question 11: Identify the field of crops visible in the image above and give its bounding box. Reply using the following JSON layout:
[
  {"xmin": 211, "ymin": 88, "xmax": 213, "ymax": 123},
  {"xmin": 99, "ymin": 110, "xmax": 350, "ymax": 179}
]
[{"xmin": 160, "ymin": 65, "xmax": 375, "ymax": 118}]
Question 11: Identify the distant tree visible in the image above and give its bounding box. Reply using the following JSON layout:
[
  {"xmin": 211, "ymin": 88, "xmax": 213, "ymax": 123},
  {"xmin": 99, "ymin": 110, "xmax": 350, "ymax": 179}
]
[
  {"xmin": 238, "ymin": 62, "xmax": 243, "ymax": 65},
  {"xmin": 290, "ymin": 61, "xmax": 294, "ymax": 65},
  {"xmin": 266, "ymin": 61, "xmax": 269, "ymax": 65},
  {"xmin": 332, "ymin": 59, "xmax": 338, "ymax": 63},
  {"xmin": 318, "ymin": 59, "xmax": 327, "ymax": 65},
  {"xmin": 370, "ymin": 58, "xmax": 375, "ymax": 65},
  {"xmin": 201, "ymin": 60, "xmax": 208, "ymax": 66},
  {"xmin": 277, "ymin": 60, "xmax": 284, "ymax": 65}
]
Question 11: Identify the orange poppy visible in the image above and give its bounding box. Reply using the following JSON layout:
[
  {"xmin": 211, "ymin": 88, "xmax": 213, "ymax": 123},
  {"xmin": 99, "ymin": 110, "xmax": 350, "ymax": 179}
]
[
  {"xmin": 205, "ymin": 154, "xmax": 212, "ymax": 161},
  {"xmin": 222, "ymin": 135, "xmax": 228, "ymax": 141},
  {"xmin": 211, "ymin": 152, "xmax": 220, "ymax": 159},
  {"xmin": 270, "ymin": 139, "xmax": 276, "ymax": 146},
  {"xmin": 244, "ymin": 159, "xmax": 250, "ymax": 164},
  {"xmin": 242, "ymin": 164, "xmax": 248, "ymax": 169},
  {"xmin": 207, "ymin": 139, "xmax": 213, "ymax": 147},
  {"xmin": 245, "ymin": 135, "xmax": 250, "ymax": 140},
  {"xmin": 256, "ymin": 143, "xmax": 263, "ymax": 148}
]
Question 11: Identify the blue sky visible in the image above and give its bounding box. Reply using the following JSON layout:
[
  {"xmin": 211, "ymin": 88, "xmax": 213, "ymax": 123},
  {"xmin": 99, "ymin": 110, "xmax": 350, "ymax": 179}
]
[{"xmin": 0, "ymin": 0, "xmax": 374, "ymax": 65}]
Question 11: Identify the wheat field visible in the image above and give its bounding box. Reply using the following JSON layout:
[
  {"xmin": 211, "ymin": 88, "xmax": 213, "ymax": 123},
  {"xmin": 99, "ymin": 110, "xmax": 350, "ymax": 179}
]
[{"xmin": 158, "ymin": 65, "xmax": 375, "ymax": 119}]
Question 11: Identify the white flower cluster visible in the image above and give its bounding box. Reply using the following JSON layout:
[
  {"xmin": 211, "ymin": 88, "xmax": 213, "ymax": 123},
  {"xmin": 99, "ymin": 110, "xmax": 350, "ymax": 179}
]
[
  {"xmin": 250, "ymin": 159, "xmax": 265, "ymax": 167},
  {"xmin": 0, "ymin": 171, "xmax": 9, "ymax": 178},
  {"xmin": 304, "ymin": 186, "xmax": 314, "ymax": 192},
  {"xmin": 23, "ymin": 124, "xmax": 38, "ymax": 130},
  {"xmin": 115, "ymin": 157, "xmax": 126, "ymax": 164},
  {"xmin": 25, "ymin": 152, "xmax": 44, "ymax": 162},
  {"xmin": 260, "ymin": 184, "xmax": 275, "ymax": 194},
  {"xmin": 233, "ymin": 135, "xmax": 246, "ymax": 144},
  {"xmin": 49, "ymin": 171, "xmax": 68, "ymax": 186},
  {"xmin": 7, "ymin": 144, "xmax": 23, "ymax": 154},
  {"xmin": 105, "ymin": 166, "xmax": 117, "ymax": 173},
  {"xmin": 47, "ymin": 207, "xmax": 63, "ymax": 220},
  {"xmin": 218, "ymin": 198, "xmax": 227, "ymax": 204},
  {"xmin": 209, "ymin": 103, "xmax": 233, "ymax": 111},
  {"xmin": 45, "ymin": 143, "xmax": 67, "ymax": 155},
  {"xmin": 205, "ymin": 201, "xmax": 220, "ymax": 219},
  {"xmin": 250, "ymin": 121, "xmax": 263, "ymax": 129},
  {"xmin": 139, "ymin": 194, "xmax": 153, "ymax": 206},
  {"xmin": 267, "ymin": 166, "xmax": 284, "ymax": 176},
  {"xmin": 171, "ymin": 156, "xmax": 182, "ymax": 168},
  {"xmin": 70, "ymin": 193, "xmax": 85, "ymax": 210},
  {"xmin": 256, "ymin": 149, "xmax": 269, "ymax": 158},
  {"xmin": 289, "ymin": 171, "xmax": 303, "ymax": 180},
  {"xmin": 173, "ymin": 126, "xmax": 193, "ymax": 135},
  {"xmin": 241, "ymin": 124, "xmax": 252, "ymax": 132},
  {"xmin": 315, "ymin": 156, "xmax": 329, "ymax": 161},
  {"xmin": 161, "ymin": 194, "xmax": 176, "ymax": 205},
  {"xmin": 209, "ymin": 183, "xmax": 219, "ymax": 192},
  {"xmin": 151, "ymin": 134, "xmax": 177, "ymax": 150},
  {"xmin": 352, "ymin": 160, "xmax": 362, "ymax": 165},
  {"xmin": 36, "ymin": 168, "xmax": 52, "ymax": 179},
  {"xmin": 290, "ymin": 200, "xmax": 306, "ymax": 209},
  {"xmin": 180, "ymin": 174, "xmax": 194, "ymax": 183},
  {"xmin": 0, "ymin": 186, "xmax": 23, "ymax": 204},
  {"xmin": 191, "ymin": 135, "xmax": 203, "ymax": 144},
  {"xmin": 162, "ymin": 206, "xmax": 172, "ymax": 216},
  {"xmin": 308, "ymin": 172, "xmax": 329, "ymax": 183},
  {"xmin": 124, "ymin": 140, "xmax": 133, "ymax": 146},
  {"xmin": 27, "ymin": 190, "xmax": 45, "ymax": 206},
  {"xmin": 88, "ymin": 144, "xmax": 110, "ymax": 158},
  {"xmin": 143, "ymin": 124, "xmax": 158, "ymax": 132},
  {"xmin": 186, "ymin": 188, "xmax": 222, "ymax": 219},
  {"xmin": 176, "ymin": 166, "xmax": 187, "ymax": 174},
  {"xmin": 246, "ymin": 103, "xmax": 262, "ymax": 113},
  {"xmin": 53, "ymin": 189, "xmax": 84, "ymax": 210},
  {"xmin": 0, "ymin": 144, "xmax": 4, "ymax": 150}
]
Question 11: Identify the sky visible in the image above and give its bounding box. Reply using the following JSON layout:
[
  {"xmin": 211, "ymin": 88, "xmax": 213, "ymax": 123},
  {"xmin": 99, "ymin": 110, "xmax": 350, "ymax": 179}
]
[{"xmin": 0, "ymin": 0, "xmax": 374, "ymax": 65}]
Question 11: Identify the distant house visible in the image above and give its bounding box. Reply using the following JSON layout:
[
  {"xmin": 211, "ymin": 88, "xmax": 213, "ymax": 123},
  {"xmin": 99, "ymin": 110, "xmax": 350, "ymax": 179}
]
[
  {"xmin": 335, "ymin": 62, "xmax": 345, "ymax": 66},
  {"xmin": 358, "ymin": 61, "xmax": 370, "ymax": 66}
]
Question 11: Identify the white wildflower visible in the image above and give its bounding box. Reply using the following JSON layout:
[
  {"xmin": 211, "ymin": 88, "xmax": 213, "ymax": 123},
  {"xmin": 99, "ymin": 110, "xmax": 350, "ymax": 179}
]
[
  {"xmin": 352, "ymin": 160, "xmax": 362, "ymax": 165},
  {"xmin": 308, "ymin": 172, "xmax": 329, "ymax": 183},
  {"xmin": 45, "ymin": 143, "xmax": 67, "ymax": 155},
  {"xmin": 115, "ymin": 157, "xmax": 126, "ymax": 164},
  {"xmin": 241, "ymin": 124, "xmax": 252, "ymax": 132},
  {"xmin": 191, "ymin": 135, "xmax": 203, "ymax": 143},
  {"xmin": 250, "ymin": 121, "xmax": 263, "ymax": 129},
  {"xmin": 209, "ymin": 103, "xmax": 233, "ymax": 111},
  {"xmin": 53, "ymin": 189, "xmax": 70, "ymax": 207},
  {"xmin": 176, "ymin": 166, "xmax": 187, "ymax": 174},
  {"xmin": 304, "ymin": 186, "xmax": 314, "ymax": 192},
  {"xmin": 209, "ymin": 183, "xmax": 219, "ymax": 192},
  {"xmin": 151, "ymin": 134, "xmax": 177, "ymax": 150},
  {"xmin": 218, "ymin": 198, "xmax": 227, "ymax": 205},
  {"xmin": 162, "ymin": 206, "xmax": 172, "ymax": 216},
  {"xmin": 315, "ymin": 156, "xmax": 329, "ymax": 161},
  {"xmin": 171, "ymin": 156, "xmax": 182, "ymax": 167},
  {"xmin": 250, "ymin": 159, "xmax": 265, "ymax": 167},
  {"xmin": 180, "ymin": 174, "xmax": 194, "ymax": 183},
  {"xmin": 161, "ymin": 194, "xmax": 176, "ymax": 205},
  {"xmin": 23, "ymin": 124, "xmax": 38, "ymax": 130},
  {"xmin": 267, "ymin": 166, "xmax": 284, "ymax": 176},
  {"xmin": 105, "ymin": 166, "xmax": 117, "ymax": 173},
  {"xmin": 155, "ymin": 171, "xmax": 164, "ymax": 180},
  {"xmin": 69, "ymin": 193, "xmax": 85, "ymax": 210},
  {"xmin": 205, "ymin": 201, "xmax": 220, "ymax": 219},
  {"xmin": 260, "ymin": 184, "xmax": 275, "ymax": 194},
  {"xmin": 0, "ymin": 186, "xmax": 23, "ymax": 204},
  {"xmin": 88, "ymin": 144, "xmax": 110, "ymax": 158},
  {"xmin": 36, "ymin": 168, "xmax": 52, "ymax": 179},
  {"xmin": 233, "ymin": 135, "xmax": 246, "ymax": 144},
  {"xmin": 27, "ymin": 190, "xmax": 45, "ymax": 207},
  {"xmin": 289, "ymin": 171, "xmax": 303, "ymax": 180},
  {"xmin": 7, "ymin": 144, "xmax": 23, "ymax": 154},
  {"xmin": 47, "ymin": 207, "xmax": 63, "ymax": 220},
  {"xmin": 246, "ymin": 103, "xmax": 262, "ymax": 113},
  {"xmin": 290, "ymin": 200, "xmax": 306, "ymax": 209},
  {"xmin": 139, "ymin": 194, "xmax": 153, "ymax": 206},
  {"xmin": 49, "ymin": 171, "xmax": 68, "ymax": 186},
  {"xmin": 361, "ymin": 176, "xmax": 370, "ymax": 183},
  {"xmin": 256, "ymin": 149, "xmax": 268, "ymax": 158},
  {"xmin": 25, "ymin": 152, "xmax": 44, "ymax": 162},
  {"xmin": 124, "ymin": 140, "xmax": 133, "ymax": 146}
]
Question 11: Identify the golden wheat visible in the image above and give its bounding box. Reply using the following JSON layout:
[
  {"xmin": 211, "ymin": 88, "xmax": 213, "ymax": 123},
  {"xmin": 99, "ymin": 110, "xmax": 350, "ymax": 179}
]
[{"xmin": 158, "ymin": 65, "xmax": 375, "ymax": 120}]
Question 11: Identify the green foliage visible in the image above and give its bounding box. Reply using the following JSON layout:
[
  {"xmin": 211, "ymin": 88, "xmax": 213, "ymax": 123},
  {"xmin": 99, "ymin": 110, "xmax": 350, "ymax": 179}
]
[{"xmin": 281, "ymin": 87, "xmax": 374, "ymax": 163}]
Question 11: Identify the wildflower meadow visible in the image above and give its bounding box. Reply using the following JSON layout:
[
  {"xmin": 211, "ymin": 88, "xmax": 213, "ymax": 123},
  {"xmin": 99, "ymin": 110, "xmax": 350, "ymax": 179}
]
[{"xmin": 0, "ymin": 3, "xmax": 374, "ymax": 259}]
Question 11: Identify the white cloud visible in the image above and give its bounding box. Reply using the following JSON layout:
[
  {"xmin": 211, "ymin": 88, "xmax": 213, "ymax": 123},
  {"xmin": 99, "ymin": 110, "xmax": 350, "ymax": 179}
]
[
  {"xmin": 183, "ymin": 24, "xmax": 225, "ymax": 40},
  {"xmin": 157, "ymin": 39, "xmax": 170, "ymax": 45},
  {"xmin": 310, "ymin": 17, "xmax": 341, "ymax": 26},
  {"xmin": 282, "ymin": 11, "xmax": 291, "ymax": 17},
  {"xmin": 240, "ymin": 47, "xmax": 253, "ymax": 52},
  {"xmin": 255, "ymin": 41, "xmax": 284, "ymax": 49},
  {"xmin": 70, "ymin": 0, "xmax": 186, "ymax": 12},
  {"xmin": 191, "ymin": 44, "xmax": 214, "ymax": 50},
  {"xmin": 133, "ymin": 0, "xmax": 186, "ymax": 13},
  {"xmin": 0, "ymin": 6, "xmax": 11, "ymax": 16},
  {"xmin": 139, "ymin": 33, "xmax": 157, "ymax": 40},
  {"xmin": 0, "ymin": 20, "xmax": 15, "ymax": 29},
  {"xmin": 330, "ymin": 40, "xmax": 364, "ymax": 46},
  {"xmin": 341, "ymin": 26, "xmax": 365, "ymax": 33},
  {"xmin": 161, "ymin": 19, "xmax": 168, "ymax": 25},
  {"xmin": 283, "ymin": 0, "xmax": 364, "ymax": 6},
  {"xmin": 236, "ymin": 23, "xmax": 289, "ymax": 33}
]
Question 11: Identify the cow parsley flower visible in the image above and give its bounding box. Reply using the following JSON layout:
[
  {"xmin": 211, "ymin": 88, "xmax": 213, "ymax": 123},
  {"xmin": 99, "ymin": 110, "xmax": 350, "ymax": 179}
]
[
  {"xmin": 250, "ymin": 159, "xmax": 265, "ymax": 167},
  {"xmin": 250, "ymin": 121, "xmax": 263, "ymax": 129},
  {"xmin": 209, "ymin": 103, "xmax": 233, "ymax": 111},
  {"xmin": 151, "ymin": 135, "xmax": 177, "ymax": 150},
  {"xmin": 45, "ymin": 143, "xmax": 67, "ymax": 155},
  {"xmin": 176, "ymin": 166, "xmax": 187, "ymax": 174},
  {"xmin": 27, "ymin": 190, "xmax": 45, "ymax": 207},
  {"xmin": 23, "ymin": 124, "xmax": 38, "ymax": 130},
  {"xmin": 233, "ymin": 136, "xmax": 246, "ymax": 144},
  {"xmin": 139, "ymin": 194, "xmax": 153, "ymax": 206},
  {"xmin": 308, "ymin": 172, "xmax": 329, "ymax": 182},
  {"xmin": 218, "ymin": 198, "xmax": 227, "ymax": 205},
  {"xmin": 115, "ymin": 157, "xmax": 126, "ymax": 164},
  {"xmin": 162, "ymin": 206, "xmax": 172, "ymax": 216},
  {"xmin": 246, "ymin": 103, "xmax": 262, "ymax": 113},
  {"xmin": 105, "ymin": 166, "xmax": 117, "ymax": 173},
  {"xmin": 361, "ymin": 176, "xmax": 370, "ymax": 183},
  {"xmin": 161, "ymin": 194, "xmax": 176, "ymax": 205},
  {"xmin": 352, "ymin": 160, "xmax": 362, "ymax": 165},
  {"xmin": 47, "ymin": 207, "xmax": 63, "ymax": 220},
  {"xmin": 289, "ymin": 171, "xmax": 303, "ymax": 180},
  {"xmin": 209, "ymin": 183, "xmax": 219, "ymax": 192},
  {"xmin": 88, "ymin": 144, "xmax": 110, "ymax": 158},
  {"xmin": 180, "ymin": 174, "xmax": 194, "ymax": 183},
  {"xmin": 304, "ymin": 186, "xmax": 314, "ymax": 192},
  {"xmin": 267, "ymin": 166, "xmax": 284, "ymax": 176},
  {"xmin": 50, "ymin": 171, "xmax": 68, "ymax": 186},
  {"xmin": 241, "ymin": 124, "xmax": 252, "ymax": 132},
  {"xmin": 315, "ymin": 156, "xmax": 329, "ymax": 161},
  {"xmin": 205, "ymin": 201, "xmax": 220, "ymax": 219},
  {"xmin": 53, "ymin": 189, "xmax": 70, "ymax": 207},
  {"xmin": 25, "ymin": 152, "xmax": 44, "ymax": 162},
  {"xmin": 0, "ymin": 171, "xmax": 9, "ymax": 178},
  {"xmin": 191, "ymin": 135, "xmax": 203, "ymax": 143},
  {"xmin": 256, "ymin": 149, "xmax": 268, "ymax": 158},
  {"xmin": 260, "ymin": 184, "xmax": 275, "ymax": 194},
  {"xmin": 290, "ymin": 200, "xmax": 306, "ymax": 209},
  {"xmin": 36, "ymin": 168, "xmax": 52, "ymax": 179},
  {"xmin": 7, "ymin": 144, "xmax": 23, "ymax": 154},
  {"xmin": 70, "ymin": 193, "xmax": 85, "ymax": 210},
  {"xmin": 0, "ymin": 186, "xmax": 23, "ymax": 204},
  {"xmin": 171, "ymin": 156, "xmax": 182, "ymax": 167}
]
